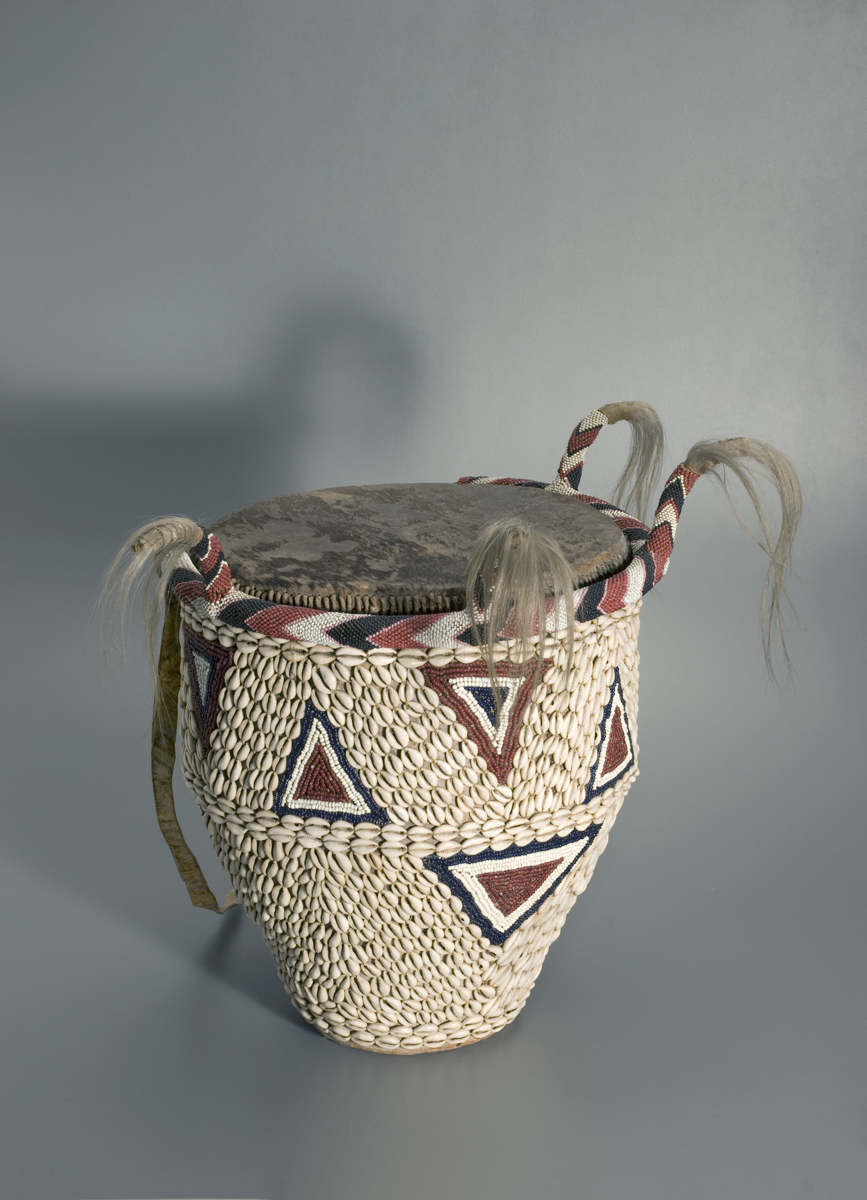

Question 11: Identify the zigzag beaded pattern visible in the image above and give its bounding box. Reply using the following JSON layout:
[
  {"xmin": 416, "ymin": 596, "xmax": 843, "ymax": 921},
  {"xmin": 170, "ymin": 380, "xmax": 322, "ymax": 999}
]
[
  {"xmin": 553, "ymin": 407, "xmax": 611, "ymax": 493},
  {"xmin": 167, "ymin": 411, "xmax": 699, "ymax": 651},
  {"xmin": 177, "ymin": 603, "xmax": 640, "ymax": 1053}
]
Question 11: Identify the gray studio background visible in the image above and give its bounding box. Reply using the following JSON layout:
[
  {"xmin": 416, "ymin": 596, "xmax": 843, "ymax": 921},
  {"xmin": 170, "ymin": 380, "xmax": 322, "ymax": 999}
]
[{"xmin": 1, "ymin": 3, "xmax": 865, "ymax": 1199}]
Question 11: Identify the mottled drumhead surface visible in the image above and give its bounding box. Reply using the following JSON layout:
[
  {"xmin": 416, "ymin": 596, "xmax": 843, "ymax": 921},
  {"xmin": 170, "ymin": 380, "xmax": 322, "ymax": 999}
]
[{"xmin": 212, "ymin": 482, "xmax": 630, "ymax": 614}]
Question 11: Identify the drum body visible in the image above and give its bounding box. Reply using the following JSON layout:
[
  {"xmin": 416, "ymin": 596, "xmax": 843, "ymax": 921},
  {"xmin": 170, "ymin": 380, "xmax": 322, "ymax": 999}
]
[
  {"xmin": 127, "ymin": 405, "xmax": 795, "ymax": 1052},
  {"xmin": 177, "ymin": 599, "xmax": 640, "ymax": 1052}
]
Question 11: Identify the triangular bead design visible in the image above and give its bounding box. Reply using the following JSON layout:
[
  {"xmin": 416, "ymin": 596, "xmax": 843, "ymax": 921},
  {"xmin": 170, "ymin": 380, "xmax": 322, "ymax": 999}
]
[
  {"xmin": 192, "ymin": 650, "xmax": 212, "ymax": 714},
  {"xmin": 477, "ymin": 859, "xmax": 562, "ymax": 916},
  {"xmin": 585, "ymin": 668, "xmax": 635, "ymax": 801},
  {"xmin": 422, "ymin": 660, "xmax": 550, "ymax": 785},
  {"xmin": 183, "ymin": 627, "xmax": 234, "ymax": 755},
  {"xmin": 295, "ymin": 743, "xmax": 350, "ymax": 807},
  {"xmin": 274, "ymin": 701, "xmax": 387, "ymax": 824},
  {"xmin": 423, "ymin": 826, "xmax": 600, "ymax": 944}
]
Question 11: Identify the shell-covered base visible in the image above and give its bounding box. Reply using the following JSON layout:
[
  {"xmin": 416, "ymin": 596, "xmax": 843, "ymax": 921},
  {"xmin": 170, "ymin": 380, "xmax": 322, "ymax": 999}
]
[
  {"xmin": 177, "ymin": 603, "xmax": 640, "ymax": 1052},
  {"xmin": 304, "ymin": 987, "xmax": 502, "ymax": 1054},
  {"xmin": 322, "ymin": 1028, "xmax": 499, "ymax": 1054}
]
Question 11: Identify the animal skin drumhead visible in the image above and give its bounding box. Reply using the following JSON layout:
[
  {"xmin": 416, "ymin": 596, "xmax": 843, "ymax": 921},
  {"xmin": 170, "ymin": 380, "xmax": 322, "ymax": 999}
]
[{"xmin": 211, "ymin": 482, "xmax": 630, "ymax": 614}]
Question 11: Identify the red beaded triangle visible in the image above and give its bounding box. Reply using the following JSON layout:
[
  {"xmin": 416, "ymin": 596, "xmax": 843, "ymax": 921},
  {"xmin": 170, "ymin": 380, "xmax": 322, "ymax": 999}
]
[
  {"xmin": 296, "ymin": 742, "xmax": 351, "ymax": 807},
  {"xmin": 477, "ymin": 858, "xmax": 564, "ymax": 917},
  {"xmin": 602, "ymin": 705, "xmax": 628, "ymax": 774}
]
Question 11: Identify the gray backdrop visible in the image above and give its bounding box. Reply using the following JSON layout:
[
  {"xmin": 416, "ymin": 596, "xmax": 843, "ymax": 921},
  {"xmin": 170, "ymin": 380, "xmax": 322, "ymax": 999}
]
[{"xmin": 1, "ymin": 3, "xmax": 865, "ymax": 1199}]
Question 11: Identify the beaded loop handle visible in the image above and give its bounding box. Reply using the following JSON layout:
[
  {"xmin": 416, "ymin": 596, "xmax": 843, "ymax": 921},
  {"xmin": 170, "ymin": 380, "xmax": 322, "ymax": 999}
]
[
  {"xmin": 549, "ymin": 402, "xmax": 665, "ymax": 522},
  {"xmin": 548, "ymin": 409, "xmax": 611, "ymax": 495}
]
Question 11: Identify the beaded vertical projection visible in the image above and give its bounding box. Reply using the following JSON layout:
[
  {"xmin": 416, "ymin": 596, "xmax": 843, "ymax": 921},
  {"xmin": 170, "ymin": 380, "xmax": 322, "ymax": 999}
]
[
  {"xmin": 548, "ymin": 408, "xmax": 610, "ymax": 495},
  {"xmin": 175, "ymin": 600, "xmax": 641, "ymax": 1053},
  {"xmin": 458, "ymin": 410, "xmax": 610, "ymax": 496}
]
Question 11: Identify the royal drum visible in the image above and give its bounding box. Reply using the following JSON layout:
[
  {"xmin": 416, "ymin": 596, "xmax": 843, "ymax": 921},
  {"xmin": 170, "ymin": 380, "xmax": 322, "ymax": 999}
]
[{"xmin": 109, "ymin": 404, "xmax": 800, "ymax": 1053}]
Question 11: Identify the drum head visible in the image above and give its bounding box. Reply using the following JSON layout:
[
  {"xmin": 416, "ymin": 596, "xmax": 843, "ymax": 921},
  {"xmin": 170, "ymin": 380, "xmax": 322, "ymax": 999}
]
[{"xmin": 211, "ymin": 483, "xmax": 630, "ymax": 614}]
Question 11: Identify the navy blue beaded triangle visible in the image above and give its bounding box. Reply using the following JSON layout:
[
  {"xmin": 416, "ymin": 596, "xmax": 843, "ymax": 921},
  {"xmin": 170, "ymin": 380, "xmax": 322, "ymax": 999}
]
[
  {"xmin": 423, "ymin": 825, "xmax": 600, "ymax": 945},
  {"xmin": 273, "ymin": 700, "xmax": 388, "ymax": 825}
]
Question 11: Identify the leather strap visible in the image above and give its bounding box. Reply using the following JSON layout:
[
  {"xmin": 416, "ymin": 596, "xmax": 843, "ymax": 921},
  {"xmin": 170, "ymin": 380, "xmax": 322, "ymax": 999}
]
[{"xmin": 151, "ymin": 594, "xmax": 236, "ymax": 914}]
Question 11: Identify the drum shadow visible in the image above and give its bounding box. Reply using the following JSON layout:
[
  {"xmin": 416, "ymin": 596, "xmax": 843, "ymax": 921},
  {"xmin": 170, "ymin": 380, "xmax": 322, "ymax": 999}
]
[
  {"xmin": 0, "ymin": 296, "xmax": 423, "ymax": 924},
  {"xmin": 198, "ymin": 904, "xmax": 314, "ymax": 1031},
  {"xmin": 258, "ymin": 299, "xmax": 424, "ymax": 492},
  {"xmin": 2, "ymin": 296, "xmax": 423, "ymax": 1037},
  {"xmin": 1, "ymin": 295, "xmax": 423, "ymax": 537}
]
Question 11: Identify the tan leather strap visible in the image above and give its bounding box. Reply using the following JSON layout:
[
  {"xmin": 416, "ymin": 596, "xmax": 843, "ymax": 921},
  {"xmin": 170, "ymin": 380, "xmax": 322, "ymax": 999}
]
[{"xmin": 151, "ymin": 594, "xmax": 236, "ymax": 914}]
